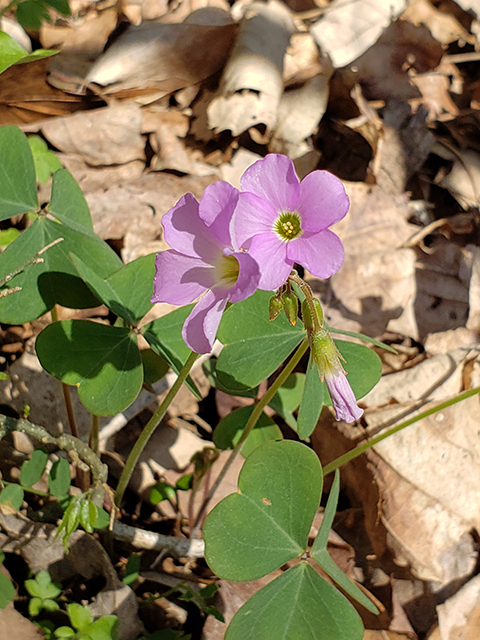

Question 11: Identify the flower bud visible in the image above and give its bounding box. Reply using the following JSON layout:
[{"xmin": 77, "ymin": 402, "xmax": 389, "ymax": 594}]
[
  {"xmin": 310, "ymin": 327, "xmax": 363, "ymax": 422},
  {"xmin": 301, "ymin": 298, "xmax": 324, "ymax": 333},
  {"xmin": 313, "ymin": 298, "xmax": 324, "ymax": 326},
  {"xmin": 282, "ymin": 290, "xmax": 298, "ymax": 325},
  {"xmin": 269, "ymin": 295, "xmax": 284, "ymax": 321},
  {"xmin": 301, "ymin": 299, "xmax": 314, "ymax": 333},
  {"xmin": 310, "ymin": 328, "xmax": 344, "ymax": 380}
]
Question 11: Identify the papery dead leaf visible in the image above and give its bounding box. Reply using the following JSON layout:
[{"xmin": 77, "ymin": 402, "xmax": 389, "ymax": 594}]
[
  {"xmin": 0, "ymin": 603, "xmax": 42, "ymax": 640},
  {"xmin": 402, "ymin": 0, "xmax": 474, "ymax": 45},
  {"xmin": 437, "ymin": 574, "xmax": 480, "ymax": 640},
  {"xmin": 452, "ymin": 0, "xmax": 480, "ymax": 16},
  {"xmin": 40, "ymin": 8, "xmax": 117, "ymax": 56},
  {"xmin": 41, "ymin": 102, "xmax": 144, "ymax": 165},
  {"xmin": 270, "ymin": 73, "xmax": 330, "ymax": 157},
  {"xmin": 436, "ymin": 147, "xmax": 480, "ymax": 208},
  {"xmin": 410, "ymin": 70, "xmax": 460, "ymax": 122},
  {"xmin": 323, "ymin": 183, "xmax": 417, "ymax": 338},
  {"xmin": 365, "ymin": 385, "xmax": 480, "ymax": 585},
  {"xmin": 337, "ymin": 20, "xmax": 444, "ymax": 102},
  {"xmin": 310, "ymin": 0, "xmax": 407, "ymax": 69},
  {"xmin": 207, "ymin": 0, "xmax": 295, "ymax": 136}
]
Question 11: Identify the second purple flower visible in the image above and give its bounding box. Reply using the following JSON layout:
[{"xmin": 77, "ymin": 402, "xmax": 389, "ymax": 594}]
[
  {"xmin": 234, "ymin": 154, "xmax": 349, "ymax": 291},
  {"xmin": 151, "ymin": 182, "xmax": 260, "ymax": 354}
]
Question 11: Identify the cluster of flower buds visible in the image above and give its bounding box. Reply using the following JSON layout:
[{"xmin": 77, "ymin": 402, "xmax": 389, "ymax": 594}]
[
  {"xmin": 270, "ymin": 274, "xmax": 363, "ymax": 423},
  {"xmin": 268, "ymin": 284, "xmax": 299, "ymax": 326}
]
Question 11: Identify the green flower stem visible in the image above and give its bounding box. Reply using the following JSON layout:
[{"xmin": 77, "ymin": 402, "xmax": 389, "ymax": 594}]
[
  {"xmin": 50, "ymin": 306, "xmax": 78, "ymax": 439},
  {"xmin": 89, "ymin": 414, "xmax": 99, "ymax": 454},
  {"xmin": 192, "ymin": 337, "xmax": 310, "ymax": 533},
  {"xmin": 323, "ymin": 386, "xmax": 480, "ymax": 475},
  {"xmin": 114, "ymin": 350, "xmax": 199, "ymax": 507},
  {"xmin": 288, "ymin": 272, "xmax": 321, "ymax": 333}
]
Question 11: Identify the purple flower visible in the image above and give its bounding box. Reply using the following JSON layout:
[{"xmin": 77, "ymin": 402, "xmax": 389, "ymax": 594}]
[
  {"xmin": 151, "ymin": 182, "xmax": 260, "ymax": 354},
  {"xmin": 325, "ymin": 371, "xmax": 364, "ymax": 423},
  {"xmin": 311, "ymin": 329, "xmax": 363, "ymax": 423},
  {"xmin": 234, "ymin": 154, "xmax": 349, "ymax": 290}
]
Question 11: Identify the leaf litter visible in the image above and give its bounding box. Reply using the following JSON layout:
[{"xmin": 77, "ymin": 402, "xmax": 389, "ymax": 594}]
[{"xmin": 2, "ymin": 0, "xmax": 480, "ymax": 638}]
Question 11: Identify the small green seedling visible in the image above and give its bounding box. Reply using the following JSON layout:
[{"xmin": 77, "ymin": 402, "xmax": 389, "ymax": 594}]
[
  {"xmin": 25, "ymin": 570, "xmax": 61, "ymax": 617},
  {"xmin": 54, "ymin": 603, "xmax": 118, "ymax": 640}
]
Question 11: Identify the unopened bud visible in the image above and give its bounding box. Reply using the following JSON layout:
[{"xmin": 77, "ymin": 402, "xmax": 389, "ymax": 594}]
[
  {"xmin": 310, "ymin": 328, "xmax": 344, "ymax": 380},
  {"xmin": 301, "ymin": 299, "xmax": 314, "ymax": 333},
  {"xmin": 313, "ymin": 299, "xmax": 324, "ymax": 325},
  {"xmin": 269, "ymin": 295, "xmax": 284, "ymax": 321},
  {"xmin": 282, "ymin": 291, "xmax": 298, "ymax": 325},
  {"xmin": 301, "ymin": 298, "xmax": 324, "ymax": 333}
]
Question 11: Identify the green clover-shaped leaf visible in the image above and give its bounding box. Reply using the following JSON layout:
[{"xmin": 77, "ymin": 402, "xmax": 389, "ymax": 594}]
[{"xmin": 204, "ymin": 440, "xmax": 322, "ymax": 581}]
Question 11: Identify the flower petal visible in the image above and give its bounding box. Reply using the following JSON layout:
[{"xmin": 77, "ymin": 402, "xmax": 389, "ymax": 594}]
[
  {"xmin": 227, "ymin": 250, "xmax": 261, "ymax": 303},
  {"xmin": 325, "ymin": 372, "xmax": 364, "ymax": 422},
  {"xmin": 182, "ymin": 288, "xmax": 228, "ymax": 354},
  {"xmin": 287, "ymin": 229, "xmax": 344, "ymax": 280},
  {"xmin": 162, "ymin": 193, "xmax": 221, "ymax": 260},
  {"xmin": 199, "ymin": 181, "xmax": 239, "ymax": 248},
  {"xmin": 151, "ymin": 250, "xmax": 214, "ymax": 305},
  {"xmin": 247, "ymin": 233, "xmax": 292, "ymax": 291},
  {"xmin": 298, "ymin": 171, "xmax": 350, "ymax": 232},
  {"xmin": 234, "ymin": 192, "xmax": 278, "ymax": 248},
  {"xmin": 240, "ymin": 155, "xmax": 300, "ymax": 213}
]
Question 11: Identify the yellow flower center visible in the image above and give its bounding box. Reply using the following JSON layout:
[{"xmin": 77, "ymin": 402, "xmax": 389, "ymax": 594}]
[
  {"xmin": 216, "ymin": 254, "xmax": 239, "ymax": 287},
  {"xmin": 274, "ymin": 212, "xmax": 302, "ymax": 242}
]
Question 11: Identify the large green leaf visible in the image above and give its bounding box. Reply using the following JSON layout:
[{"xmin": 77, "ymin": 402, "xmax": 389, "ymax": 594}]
[
  {"xmin": 225, "ymin": 562, "xmax": 364, "ymax": 640},
  {"xmin": 216, "ymin": 291, "xmax": 304, "ymax": 392},
  {"xmin": 0, "ymin": 217, "xmax": 122, "ymax": 324},
  {"xmin": 142, "ymin": 305, "xmax": 200, "ymax": 399},
  {"xmin": 213, "ymin": 405, "xmax": 282, "ymax": 457},
  {"xmin": 0, "ymin": 125, "xmax": 38, "ymax": 218},
  {"xmin": 49, "ymin": 169, "xmax": 94, "ymax": 232},
  {"xmin": 268, "ymin": 372, "xmax": 305, "ymax": 430},
  {"xmin": 73, "ymin": 253, "xmax": 155, "ymax": 325},
  {"xmin": 36, "ymin": 320, "xmax": 143, "ymax": 415},
  {"xmin": 204, "ymin": 440, "xmax": 322, "ymax": 581}
]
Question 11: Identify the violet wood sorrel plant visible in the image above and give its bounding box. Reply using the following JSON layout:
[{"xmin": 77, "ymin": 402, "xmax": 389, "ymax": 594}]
[
  {"xmin": 0, "ymin": 127, "xmax": 383, "ymax": 637},
  {"xmin": 7, "ymin": 125, "xmax": 478, "ymax": 638}
]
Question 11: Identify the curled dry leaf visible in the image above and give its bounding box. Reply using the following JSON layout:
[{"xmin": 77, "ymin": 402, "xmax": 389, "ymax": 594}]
[
  {"xmin": 270, "ymin": 74, "xmax": 330, "ymax": 157},
  {"xmin": 310, "ymin": 0, "xmax": 407, "ymax": 69},
  {"xmin": 270, "ymin": 33, "xmax": 332, "ymax": 157},
  {"xmin": 401, "ymin": 0, "xmax": 475, "ymax": 45},
  {"xmin": 437, "ymin": 574, "xmax": 480, "ymax": 640},
  {"xmin": 337, "ymin": 20, "xmax": 444, "ymax": 102},
  {"xmin": 84, "ymin": 18, "xmax": 238, "ymax": 93},
  {"xmin": 207, "ymin": 0, "xmax": 295, "ymax": 136}
]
